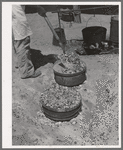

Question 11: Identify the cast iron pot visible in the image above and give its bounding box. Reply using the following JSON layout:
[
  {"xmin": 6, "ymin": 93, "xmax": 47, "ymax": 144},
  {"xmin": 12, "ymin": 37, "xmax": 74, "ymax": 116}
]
[
  {"xmin": 40, "ymin": 101, "xmax": 82, "ymax": 121},
  {"xmin": 61, "ymin": 12, "xmax": 74, "ymax": 22},
  {"xmin": 53, "ymin": 60, "xmax": 86, "ymax": 87}
]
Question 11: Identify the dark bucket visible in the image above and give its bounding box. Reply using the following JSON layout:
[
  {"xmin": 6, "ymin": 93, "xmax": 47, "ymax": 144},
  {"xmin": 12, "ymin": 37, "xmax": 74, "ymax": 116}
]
[
  {"xmin": 82, "ymin": 26, "xmax": 107, "ymax": 46},
  {"xmin": 110, "ymin": 15, "xmax": 119, "ymax": 45},
  {"xmin": 52, "ymin": 28, "xmax": 67, "ymax": 46}
]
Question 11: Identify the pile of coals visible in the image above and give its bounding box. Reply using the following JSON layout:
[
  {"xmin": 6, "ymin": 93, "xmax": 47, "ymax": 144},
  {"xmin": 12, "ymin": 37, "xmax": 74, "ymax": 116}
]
[
  {"xmin": 82, "ymin": 41, "xmax": 116, "ymax": 55},
  {"xmin": 40, "ymin": 82, "xmax": 82, "ymax": 112},
  {"xmin": 57, "ymin": 51, "xmax": 86, "ymax": 74}
]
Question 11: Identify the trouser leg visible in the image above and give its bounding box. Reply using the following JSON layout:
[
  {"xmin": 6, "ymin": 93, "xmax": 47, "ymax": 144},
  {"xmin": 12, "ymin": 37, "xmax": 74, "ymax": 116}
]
[
  {"xmin": 13, "ymin": 36, "xmax": 35, "ymax": 78},
  {"xmin": 12, "ymin": 30, "xmax": 18, "ymax": 68}
]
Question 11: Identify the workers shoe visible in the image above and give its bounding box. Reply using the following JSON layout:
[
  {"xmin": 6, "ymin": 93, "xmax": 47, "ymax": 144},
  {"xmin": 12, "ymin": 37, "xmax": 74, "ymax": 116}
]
[{"xmin": 21, "ymin": 70, "xmax": 41, "ymax": 79}]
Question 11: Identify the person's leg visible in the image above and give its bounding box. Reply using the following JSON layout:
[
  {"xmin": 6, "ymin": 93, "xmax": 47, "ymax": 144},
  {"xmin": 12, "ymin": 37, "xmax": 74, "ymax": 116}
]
[
  {"xmin": 12, "ymin": 5, "xmax": 41, "ymax": 79},
  {"xmin": 14, "ymin": 36, "xmax": 34, "ymax": 78}
]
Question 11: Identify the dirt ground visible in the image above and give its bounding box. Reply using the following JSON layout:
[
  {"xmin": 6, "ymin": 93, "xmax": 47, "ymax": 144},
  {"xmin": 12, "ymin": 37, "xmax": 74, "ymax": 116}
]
[{"xmin": 12, "ymin": 12, "xmax": 119, "ymax": 146}]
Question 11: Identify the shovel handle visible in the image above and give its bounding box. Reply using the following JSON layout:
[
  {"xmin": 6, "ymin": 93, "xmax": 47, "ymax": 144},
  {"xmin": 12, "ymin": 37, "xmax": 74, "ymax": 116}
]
[
  {"xmin": 44, "ymin": 17, "xmax": 60, "ymax": 41},
  {"xmin": 44, "ymin": 16, "xmax": 66, "ymax": 53}
]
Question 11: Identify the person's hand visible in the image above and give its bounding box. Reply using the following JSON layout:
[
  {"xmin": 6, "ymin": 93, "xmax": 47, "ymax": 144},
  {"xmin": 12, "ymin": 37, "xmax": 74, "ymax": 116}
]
[{"xmin": 37, "ymin": 6, "xmax": 46, "ymax": 17}]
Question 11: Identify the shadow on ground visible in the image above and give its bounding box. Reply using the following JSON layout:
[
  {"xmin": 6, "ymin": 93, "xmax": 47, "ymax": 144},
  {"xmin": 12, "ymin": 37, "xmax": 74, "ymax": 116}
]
[{"xmin": 30, "ymin": 49, "xmax": 59, "ymax": 70}]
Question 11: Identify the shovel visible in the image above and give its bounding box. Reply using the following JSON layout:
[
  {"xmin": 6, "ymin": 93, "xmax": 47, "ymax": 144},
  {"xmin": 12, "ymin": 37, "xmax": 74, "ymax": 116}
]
[{"xmin": 37, "ymin": 6, "xmax": 66, "ymax": 54}]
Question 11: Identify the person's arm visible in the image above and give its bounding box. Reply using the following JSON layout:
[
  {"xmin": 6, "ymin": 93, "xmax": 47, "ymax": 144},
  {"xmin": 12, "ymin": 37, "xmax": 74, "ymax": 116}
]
[
  {"xmin": 24, "ymin": 5, "xmax": 58, "ymax": 14},
  {"xmin": 24, "ymin": 5, "xmax": 38, "ymax": 14}
]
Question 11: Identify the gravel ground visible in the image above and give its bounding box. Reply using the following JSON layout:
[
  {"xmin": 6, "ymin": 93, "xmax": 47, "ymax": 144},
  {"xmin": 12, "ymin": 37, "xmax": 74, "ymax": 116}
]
[{"xmin": 12, "ymin": 12, "xmax": 119, "ymax": 146}]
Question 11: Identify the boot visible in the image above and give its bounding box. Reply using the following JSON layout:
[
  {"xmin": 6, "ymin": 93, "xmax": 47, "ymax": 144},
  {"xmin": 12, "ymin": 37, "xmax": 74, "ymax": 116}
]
[{"xmin": 13, "ymin": 36, "xmax": 41, "ymax": 79}]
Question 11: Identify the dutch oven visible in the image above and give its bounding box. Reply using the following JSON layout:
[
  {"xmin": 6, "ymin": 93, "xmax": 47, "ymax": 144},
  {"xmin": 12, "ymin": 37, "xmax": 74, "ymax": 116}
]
[
  {"xmin": 39, "ymin": 82, "xmax": 82, "ymax": 121},
  {"xmin": 61, "ymin": 12, "xmax": 74, "ymax": 22},
  {"xmin": 53, "ymin": 60, "xmax": 86, "ymax": 87},
  {"xmin": 40, "ymin": 101, "xmax": 82, "ymax": 121}
]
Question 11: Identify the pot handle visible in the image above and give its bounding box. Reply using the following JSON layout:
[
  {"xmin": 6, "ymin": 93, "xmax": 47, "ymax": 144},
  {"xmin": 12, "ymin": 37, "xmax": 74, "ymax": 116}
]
[{"xmin": 86, "ymin": 15, "xmax": 102, "ymax": 27}]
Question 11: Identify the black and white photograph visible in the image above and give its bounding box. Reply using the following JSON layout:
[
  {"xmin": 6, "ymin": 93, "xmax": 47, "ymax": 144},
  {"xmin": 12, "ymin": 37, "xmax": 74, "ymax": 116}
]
[{"xmin": 2, "ymin": 1, "xmax": 121, "ymax": 148}]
